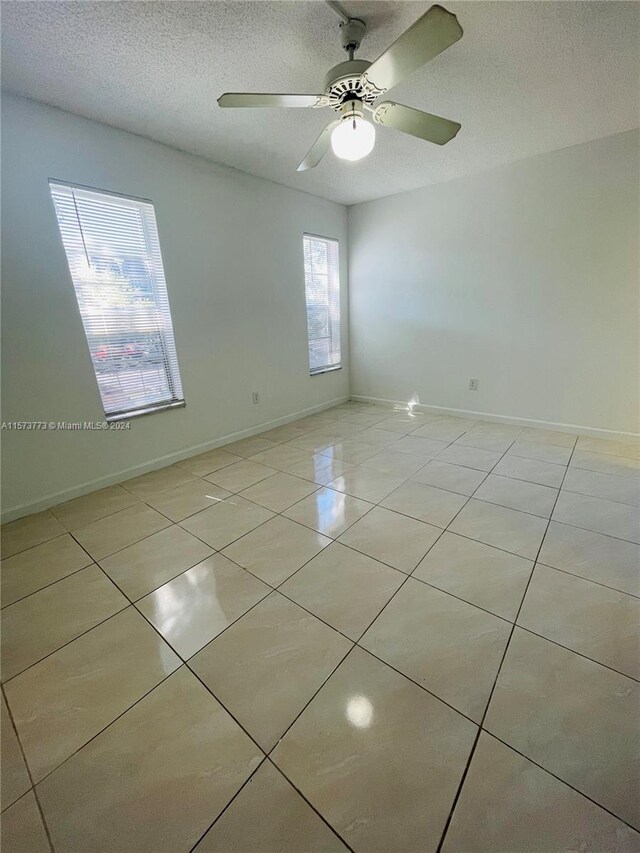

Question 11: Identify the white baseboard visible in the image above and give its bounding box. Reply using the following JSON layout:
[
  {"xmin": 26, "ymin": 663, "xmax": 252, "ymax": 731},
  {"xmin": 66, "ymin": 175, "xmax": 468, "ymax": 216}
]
[
  {"xmin": 350, "ymin": 394, "xmax": 640, "ymax": 440},
  {"xmin": 1, "ymin": 395, "xmax": 349, "ymax": 523}
]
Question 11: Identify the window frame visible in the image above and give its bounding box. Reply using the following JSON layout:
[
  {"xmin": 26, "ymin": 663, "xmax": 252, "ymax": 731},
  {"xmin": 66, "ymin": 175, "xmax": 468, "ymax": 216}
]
[
  {"xmin": 302, "ymin": 232, "xmax": 342, "ymax": 377},
  {"xmin": 49, "ymin": 179, "xmax": 185, "ymax": 422}
]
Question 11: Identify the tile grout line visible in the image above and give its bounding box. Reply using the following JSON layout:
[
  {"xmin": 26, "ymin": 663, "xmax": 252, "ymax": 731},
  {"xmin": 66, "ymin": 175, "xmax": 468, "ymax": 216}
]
[
  {"xmin": 1, "ymin": 684, "xmax": 55, "ymax": 852},
  {"xmin": 185, "ymin": 755, "xmax": 269, "ymax": 853},
  {"xmin": 434, "ymin": 433, "xmax": 580, "ymax": 852}
]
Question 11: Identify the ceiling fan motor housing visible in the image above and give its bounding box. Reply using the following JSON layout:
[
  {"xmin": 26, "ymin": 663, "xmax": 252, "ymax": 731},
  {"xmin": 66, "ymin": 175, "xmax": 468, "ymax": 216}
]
[{"xmin": 323, "ymin": 59, "xmax": 377, "ymax": 110}]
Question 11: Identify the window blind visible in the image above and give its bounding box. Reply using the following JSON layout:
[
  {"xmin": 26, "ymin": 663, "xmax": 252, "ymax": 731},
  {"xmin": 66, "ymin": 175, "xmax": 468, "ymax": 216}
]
[
  {"xmin": 303, "ymin": 234, "xmax": 341, "ymax": 375},
  {"xmin": 49, "ymin": 182, "xmax": 184, "ymax": 420}
]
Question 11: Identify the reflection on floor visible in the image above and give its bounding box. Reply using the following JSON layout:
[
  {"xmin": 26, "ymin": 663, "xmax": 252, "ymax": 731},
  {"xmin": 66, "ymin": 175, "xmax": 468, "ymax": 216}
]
[{"xmin": 2, "ymin": 401, "xmax": 639, "ymax": 852}]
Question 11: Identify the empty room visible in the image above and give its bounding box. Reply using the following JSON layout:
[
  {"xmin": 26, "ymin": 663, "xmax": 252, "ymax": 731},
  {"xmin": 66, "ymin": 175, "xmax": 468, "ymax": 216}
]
[{"xmin": 1, "ymin": 1, "xmax": 638, "ymax": 851}]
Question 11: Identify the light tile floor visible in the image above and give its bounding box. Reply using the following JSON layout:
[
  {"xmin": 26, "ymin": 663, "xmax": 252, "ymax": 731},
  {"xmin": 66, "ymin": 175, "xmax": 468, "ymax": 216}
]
[{"xmin": 1, "ymin": 401, "xmax": 639, "ymax": 852}]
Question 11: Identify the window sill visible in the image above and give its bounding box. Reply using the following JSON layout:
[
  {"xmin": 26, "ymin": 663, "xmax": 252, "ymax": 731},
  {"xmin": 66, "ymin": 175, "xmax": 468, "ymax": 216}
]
[
  {"xmin": 310, "ymin": 366, "xmax": 342, "ymax": 377},
  {"xmin": 106, "ymin": 400, "xmax": 186, "ymax": 423}
]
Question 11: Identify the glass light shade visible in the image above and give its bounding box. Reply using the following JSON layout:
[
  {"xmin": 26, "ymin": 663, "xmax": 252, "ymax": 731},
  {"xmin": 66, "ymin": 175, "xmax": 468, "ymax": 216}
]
[{"xmin": 331, "ymin": 117, "xmax": 376, "ymax": 162}]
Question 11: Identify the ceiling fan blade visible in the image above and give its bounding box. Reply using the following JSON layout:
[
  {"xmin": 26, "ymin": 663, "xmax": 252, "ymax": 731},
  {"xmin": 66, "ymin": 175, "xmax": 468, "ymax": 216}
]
[
  {"xmin": 297, "ymin": 120, "xmax": 340, "ymax": 172},
  {"xmin": 218, "ymin": 93, "xmax": 326, "ymax": 108},
  {"xmin": 373, "ymin": 101, "xmax": 461, "ymax": 145},
  {"xmin": 361, "ymin": 5, "xmax": 462, "ymax": 96}
]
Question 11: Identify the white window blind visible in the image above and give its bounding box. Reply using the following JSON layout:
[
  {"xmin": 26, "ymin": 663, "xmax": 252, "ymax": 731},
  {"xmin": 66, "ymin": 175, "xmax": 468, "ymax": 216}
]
[
  {"xmin": 303, "ymin": 234, "xmax": 341, "ymax": 375},
  {"xmin": 49, "ymin": 182, "xmax": 184, "ymax": 420}
]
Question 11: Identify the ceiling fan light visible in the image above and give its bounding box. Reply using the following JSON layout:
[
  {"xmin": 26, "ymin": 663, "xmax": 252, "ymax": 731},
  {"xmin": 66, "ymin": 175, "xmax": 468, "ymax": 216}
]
[{"xmin": 330, "ymin": 117, "xmax": 375, "ymax": 162}]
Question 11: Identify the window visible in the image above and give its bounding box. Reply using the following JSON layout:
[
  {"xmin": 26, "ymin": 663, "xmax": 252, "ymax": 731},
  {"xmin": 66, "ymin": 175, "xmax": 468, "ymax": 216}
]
[
  {"xmin": 49, "ymin": 182, "xmax": 184, "ymax": 420},
  {"xmin": 303, "ymin": 234, "xmax": 341, "ymax": 375}
]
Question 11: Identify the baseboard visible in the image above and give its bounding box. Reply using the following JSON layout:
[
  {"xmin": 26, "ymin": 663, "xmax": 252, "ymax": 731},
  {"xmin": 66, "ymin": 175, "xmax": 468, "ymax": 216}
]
[
  {"xmin": 1, "ymin": 395, "xmax": 349, "ymax": 523},
  {"xmin": 350, "ymin": 394, "xmax": 640, "ymax": 441}
]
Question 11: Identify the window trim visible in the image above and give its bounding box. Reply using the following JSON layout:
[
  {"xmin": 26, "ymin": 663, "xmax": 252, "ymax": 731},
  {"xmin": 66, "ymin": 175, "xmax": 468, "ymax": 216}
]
[
  {"xmin": 303, "ymin": 232, "xmax": 342, "ymax": 377},
  {"xmin": 49, "ymin": 179, "xmax": 185, "ymax": 422}
]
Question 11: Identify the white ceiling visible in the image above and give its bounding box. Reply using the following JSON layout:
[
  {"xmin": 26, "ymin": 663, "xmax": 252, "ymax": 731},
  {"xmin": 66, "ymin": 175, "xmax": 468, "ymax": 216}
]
[{"xmin": 2, "ymin": 1, "xmax": 638, "ymax": 205}]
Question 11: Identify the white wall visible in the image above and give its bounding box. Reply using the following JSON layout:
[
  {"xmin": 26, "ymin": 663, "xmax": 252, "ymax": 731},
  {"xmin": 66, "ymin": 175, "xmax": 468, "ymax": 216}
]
[
  {"xmin": 348, "ymin": 130, "xmax": 639, "ymax": 435},
  {"xmin": 1, "ymin": 95, "xmax": 349, "ymax": 519}
]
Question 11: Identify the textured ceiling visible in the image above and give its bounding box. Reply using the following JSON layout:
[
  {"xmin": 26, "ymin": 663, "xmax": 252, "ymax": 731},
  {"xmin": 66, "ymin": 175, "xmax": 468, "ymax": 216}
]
[{"xmin": 1, "ymin": 1, "xmax": 639, "ymax": 205}]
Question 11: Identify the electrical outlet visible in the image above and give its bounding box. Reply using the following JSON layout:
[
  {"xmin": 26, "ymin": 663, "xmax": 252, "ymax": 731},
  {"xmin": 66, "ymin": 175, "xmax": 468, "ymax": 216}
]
[
  {"xmin": 468, "ymin": 378, "xmax": 478, "ymax": 391},
  {"xmin": 252, "ymin": 392, "xmax": 260, "ymax": 404}
]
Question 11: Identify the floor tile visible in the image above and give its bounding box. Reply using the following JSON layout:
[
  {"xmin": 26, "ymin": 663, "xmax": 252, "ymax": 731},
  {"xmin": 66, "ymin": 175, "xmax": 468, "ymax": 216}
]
[
  {"xmin": 250, "ymin": 445, "xmax": 312, "ymax": 471},
  {"xmin": 37, "ymin": 668, "xmax": 262, "ymax": 853},
  {"xmin": 518, "ymin": 427, "xmax": 577, "ymax": 448},
  {"xmin": 414, "ymin": 532, "xmax": 533, "ymax": 621},
  {"xmin": 2, "ymin": 566, "xmax": 127, "ymax": 681},
  {"xmin": 484, "ymin": 628, "xmax": 640, "ymax": 829},
  {"xmin": 1, "ymin": 534, "xmax": 92, "ymax": 608},
  {"xmin": 280, "ymin": 543, "xmax": 404, "ymax": 640},
  {"xmin": 240, "ymin": 472, "xmax": 318, "ymax": 512},
  {"xmin": 176, "ymin": 448, "xmax": 243, "ymax": 477},
  {"xmin": 449, "ymin": 500, "xmax": 547, "ymax": 559},
  {"xmin": 362, "ymin": 449, "xmax": 426, "ymax": 477},
  {"xmin": 458, "ymin": 422, "xmax": 521, "ymax": 439},
  {"xmin": 204, "ymin": 459, "xmax": 278, "ymax": 492},
  {"xmin": 518, "ymin": 564, "xmax": 640, "ymax": 678},
  {"xmin": 474, "ymin": 474, "xmax": 558, "ymax": 518},
  {"xmin": 1, "ymin": 511, "xmax": 65, "ymax": 559},
  {"xmin": 381, "ymin": 481, "xmax": 468, "ymax": 528},
  {"xmin": 194, "ymin": 760, "xmax": 348, "ymax": 852},
  {"xmin": 99, "ymin": 524, "xmax": 213, "ymax": 600},
  {"xmin": 180, "ymin": 496, "xmax": 274, "ymax": 550},
  {"xmin": 144, "ymin": 479, "xmax": 231, "ymax": 522},
  {"xmin": 327, "ymin": 420, "xmax": 365, "ymax": 439},
  {"xmin": 191, "ymin": 593, "xmax": 351, "ymax": 750},
  {"xmin": 137, "ymin": 555, "xmax": 270, "ymax": 658},
  {"xmin": 317, "ymin": 440, "xmax": 380, "ymax": 465},
  {"xmin": 411, "ymin": 460, "xmax": 487, "ymax": 496},
  {"xmin": 442, "ymin": 732, "xmax": 640, "ymax": 853},
  {"xmin": 50, "ymin": 485, "xmax": 140, "ymax": 530},
  {"xmin": 411, "ymin": 422, "xmax": 468, "ymax": 442},
  {"xmin": 492, "ymin": 454, "xmax": 566, "ymax": 487},
  {"xmin": 5, "ymin": 607, "xmax": 181, "ymax": 782},
  {"xmin": 122, "ymin": 464, "xmax": 197, "ymax": 499},
  {"xmin": 222, "ymin": 516, "xmax": 330, "ymax": 586},
  {"xmin": 453, "ymin": 431, "xmax": 516, "ymax": 454},
  {"xmin": 259, "ymin": 423, "xmax": 311, "ymax": 443},
  {"xmin": 0, "ymin": 791, "xmax": 50, "ymax": 853},
  {"xmin": 361, "ymin": 579, "xmax": 511, "ymax": 721},
  {"xmin": 388, "ymin": 435, "xmax": 449, "ymax": 459},
  {"xmin": 284, "ymin": 456, "xmax": 353, "ymax": 486},
  {"xmin": 436, "ymin": 444, "xmax": 502, "ymax": 472},
  {"xmin": 272, "ymin": 647, "xmax": 477, "ymax": 853},
  {"xmin": 296, "ymin": 412, "xmax": 341, "ymax": 428},
  {"xmin": 538, "ymin": 522, "xmax": 640, "ymax": 596},
  {"xmin": 283, "ymin": 488, "xmax": 374, "ymax": 538},
  {"xmin": 72, "ymin": 503, "xmax": 171, "ymax": 560},
  {"xmin": 570, "ymin": 449, "xmax": 640, "ymax": 479},
  {"xmin": 357, "ymin": 427, "xmax": 402, "ymax": 446},
  {"xmin": 341, "ymin": 411, "xmax": 388, "ymax": 428},
  {"xmin": 225, "ymin": 436, "xmax": 278, "ymax": 458},
  {"xmin": 288, "ymin": 429, "xmax": 341, "ymax": 452},
  {"xmin": 377, "ymin": 416, "xmax": 425, "ymax": 435},
  {"xmin": 576, "ymin": 436, "xmax": 640, "ymax": 460},
  {"xmin": 552, "ymin": 491, "xmax": 640, "ymax": 543},
  {"xmin": 1, "ymin": 695, "xmax": 31, "ymax": 809},
  {"xmin": 563, "ymin": 467, "xmax": 640, "ymax": 506},
  {"xmin": 338, "ymin": 506, "xmax": 441, "ymax": 573},
  {"xmin": 508, "ymin": 439, "xmax": 572, "ymax": 465},
  {"xmin": 326, "ymin": 467, "xmax": 407, "ymax": 503}
]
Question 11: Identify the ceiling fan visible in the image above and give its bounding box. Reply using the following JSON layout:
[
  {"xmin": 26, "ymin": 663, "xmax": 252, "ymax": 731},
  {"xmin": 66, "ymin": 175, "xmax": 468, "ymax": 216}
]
[{"xmin": 218, "ymin": 3, "xmax": 463, "ymax": 171}]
